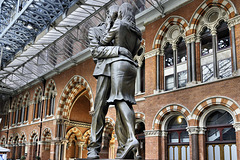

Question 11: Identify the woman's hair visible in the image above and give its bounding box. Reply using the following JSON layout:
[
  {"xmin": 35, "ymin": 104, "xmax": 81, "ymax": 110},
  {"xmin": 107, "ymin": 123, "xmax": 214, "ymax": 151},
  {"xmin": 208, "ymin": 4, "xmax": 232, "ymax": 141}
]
[{"xmin": 119, "ymin": 2, "xmax": 135, "ymax": 24}]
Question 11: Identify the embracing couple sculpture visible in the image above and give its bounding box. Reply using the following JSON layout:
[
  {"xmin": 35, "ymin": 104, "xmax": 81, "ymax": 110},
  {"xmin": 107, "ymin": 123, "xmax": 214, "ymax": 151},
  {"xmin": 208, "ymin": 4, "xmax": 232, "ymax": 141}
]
[{"xmin": 87, "ymin": 3, "xmax": 142, "ymax": 159}]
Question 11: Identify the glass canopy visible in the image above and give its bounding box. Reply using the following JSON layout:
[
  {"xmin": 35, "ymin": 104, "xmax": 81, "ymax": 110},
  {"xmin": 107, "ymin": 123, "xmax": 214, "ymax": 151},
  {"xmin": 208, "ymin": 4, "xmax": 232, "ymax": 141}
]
[{"xmin": 0, "ymin": 0, "xmax": 164, "ymax": 95}]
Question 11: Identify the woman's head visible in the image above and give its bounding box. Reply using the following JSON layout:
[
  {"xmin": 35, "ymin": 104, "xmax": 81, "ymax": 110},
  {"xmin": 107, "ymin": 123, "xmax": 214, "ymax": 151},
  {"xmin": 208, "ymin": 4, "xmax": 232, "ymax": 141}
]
[{"xmin": 118, "ymin": 3, "xmax": 135, "ymax": 23}]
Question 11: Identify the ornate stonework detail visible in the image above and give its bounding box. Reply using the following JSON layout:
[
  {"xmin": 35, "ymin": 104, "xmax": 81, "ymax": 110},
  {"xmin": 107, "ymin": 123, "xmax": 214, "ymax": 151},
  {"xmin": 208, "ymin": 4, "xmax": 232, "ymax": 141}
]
[
  {"xmin": 144, "ymin": 130, "xmax": 161, "ymax": 137},
  {"xmin": 187, "ymin": 126, "xmax": 199, "ymax": 135},
  {"xmin": 233, "ymin": 122, "xmax": 240, "ymax": 131},
  {"xmin": 145, "ymin": 49, "xmax": 159, "ymax": 59},
  {"xmin": 185, "ymin": 34, "xmax": 196, "ymax": 43},
  {"xmin": 228, "ymin": 15, "xmax": 240, "ymax": 28}
]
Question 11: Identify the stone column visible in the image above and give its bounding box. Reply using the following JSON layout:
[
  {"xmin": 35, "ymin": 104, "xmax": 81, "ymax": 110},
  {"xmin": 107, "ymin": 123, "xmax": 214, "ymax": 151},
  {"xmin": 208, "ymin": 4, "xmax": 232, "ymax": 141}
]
[
  {"xmin": 49, "ymin": 141, "xmax": 56, "ymax": 160},
  {"xmin": 159, "ymin": 50, "xmax": 164, "ymax": 91},
  {"xmin": 186, "ymin": 41, "xmax": 192, "ymax": 83},
  {"xmin": 77, "ymin": 141, "xmax": 85, "ymax": 158},
  {"xmin": 211, "ymin": 29, "xmax": 218, "ymax": 79},
  {"xmin": 233, "ymin": 123, "xmax": 240, "ymax": 160},
  {"xmin": 144, "ymin": 130, "xmax": 161, "ymax": 160},
  {"xmin": 156, "ymin": 50, "xmax": 160, "ymax": 91},
  {"xmin": 172, "ymin": 44, "xmax": 177, "ymax": 89},
  {"xmin": 187, "ymin": 126, "xmax": 200, "ymax": 160},
  {"xmin": 61, "ymin": 140, "xmax": 68, "ymax": 160},
  {"xmin": 55, "ymin": 141, "xmax": 61, "ymax": 160}
]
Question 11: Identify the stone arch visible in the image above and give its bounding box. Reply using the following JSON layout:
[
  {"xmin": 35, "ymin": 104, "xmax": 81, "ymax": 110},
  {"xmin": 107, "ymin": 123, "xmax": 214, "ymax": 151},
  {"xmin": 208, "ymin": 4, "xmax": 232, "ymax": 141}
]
[
  {"xmin": 152, "ymin": 104, "xmax": 191, "ymax": 130},
  {"xmin": 23, "ymin": 92, "xmax": 30, "ymax": 106},
  {"xmin": 103, "ymin": 117, "xmax": 115, "ymax": 138},
  {"xmin": 33, "ymin": 86, "xmax": 43, "ymax": 102},
  {"xmin": 189, "ymin": 0, "xmax": 237, "ymax": 34},
  {"xmin": 45, "ymin": 79, "xmax": 57, "ymax": 98},
  {"xmin": 20, "ymin": 132, "xmax": 27, "ymax": 144},
  {"xmin": 11, "ymin": 98, "xmax": 17, "ymax": 109},
  {"xmin": 30, "ymin": 130, "xmax": 39, "ymax": 142},
  {"xmin": 191, "ymin": 96, "xmax": 240, "ymax": 126},
  {"xmin": 56, "ymin": 75, "xmax": 94, "ymax": 119},
  {"xmin": 42, "ymin": 128, "xmax": 52, "ymax": 140},
  {"xmin": 135, "ymin": 112, "xmax": 145, "ymax": 123},
  {"xmin": 65, "ymin": 127, "xmax": 82, "ymax": 142},
  {"xmin": 0, "ymin": 135, "xmax": 6, "ymax": 145},
  {"xmin": 13, "ymin": 133, "xmax": 20, "ymax": 144},
  {"xmin": 82, "ymin": 129, "xmax": 91, "ymax": 141},
  {"xmin": 153, "ymin": 16, "xmax": 190, "ymax": 49},
  {"xmin": 17, "ymin": 95, "xmax": 23, "ymax": 108},
  {"xmin": 8, "ymin": 134, "xmax": 14, "ymax": 144}
]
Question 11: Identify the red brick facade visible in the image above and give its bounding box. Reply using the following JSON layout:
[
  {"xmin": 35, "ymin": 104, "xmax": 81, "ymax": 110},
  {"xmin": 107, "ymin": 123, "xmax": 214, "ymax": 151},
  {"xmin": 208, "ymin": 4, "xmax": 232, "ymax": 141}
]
[{"xmin": 1, "ymin": 0, "xmax": 240, "ymax": 159}]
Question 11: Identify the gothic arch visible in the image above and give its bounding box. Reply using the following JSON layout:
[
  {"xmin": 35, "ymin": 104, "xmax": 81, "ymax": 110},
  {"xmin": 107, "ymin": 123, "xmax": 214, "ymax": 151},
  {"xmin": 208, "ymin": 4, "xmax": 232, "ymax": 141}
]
[
  {"xmin": 42, "ymin": 128, "xmax": 52, "ymax": 140},
  {"xmin": 135, "ymin": 112, "xmax": 145, "ymax": 123},
  {"xmin": 189, "ymin": 0, "xmax": 237, "ymax": 34},
  {"xmin": 153, "ymin": 16, "xmax": 190, "ymax": 49},
  {"xmin": 29, "ymin": 130, "xmax": 39, "ymax": 142},
  {"xmin": 23, "ymin": 92, "xmax": 30, "ymax": 106},
  {"xmin": 152, "ymin": 104, "xmax": 191, "ymax": 130},
  {"xmin": 56, "ymin": 75, "xmax": 94, "ymax": 119},
  {"xmin": 191, "ymin": 96, "xmax": 240, "ymax": 126},
  {"xmin": 65, "ymin": 127, "xmax": 82, "ymax": 142},
  {"xmin": 33, "ymin": 86, "xmax": 42, "ymax": 102},
  {"xmin": 82, "ymin": 129, "xmax": 91, "ymax": 142},
  {"xmin": 45, "ymin": 79, "xmax": 57, "ymax": 98},
  {"xmin": 17, "ymin": 95, "xmax": 23, "ymax": 108},
  {"xmin": 20, "ymin": 132, "xmax": 27, "ymax": 143}
]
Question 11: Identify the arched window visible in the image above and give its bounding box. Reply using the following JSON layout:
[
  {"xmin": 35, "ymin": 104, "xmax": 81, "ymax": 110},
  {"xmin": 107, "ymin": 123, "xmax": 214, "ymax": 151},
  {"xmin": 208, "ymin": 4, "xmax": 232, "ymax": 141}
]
[
  {"xmin": 177, "ymin": 38, "xmax": 187, "ymax": 88},
  {"xmin": 45, "ymin": 84, "xmax": 56, "ymax": 117},
  {"xmin": 164, "ymin": 43, "xmax": 174, "ymax": 91},
  {"xmin": 217, "ymin": 21, "xmax": 232, "ymax": 79},
  {"xmin": 205, "ymin": 110, "xmax": 236, "ymax": 159},
  {"xmin": 33, "ymin": 91, "xmax": 42, "ymax": 120},
  {"xmin": 167, "ymin": 115, "xmax": 190, "ymax": 160}
]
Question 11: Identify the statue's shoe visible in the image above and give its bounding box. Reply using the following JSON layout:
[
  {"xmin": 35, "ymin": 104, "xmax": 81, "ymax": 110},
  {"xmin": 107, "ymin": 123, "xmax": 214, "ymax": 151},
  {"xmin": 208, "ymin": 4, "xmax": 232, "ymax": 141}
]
[
  {"xmin": 87, "ymin": 150, "xmax": 100, "ymax": 159},
  {"xmin": 116, "ymin": 139, "xmax": 139, "ymax": 159}
]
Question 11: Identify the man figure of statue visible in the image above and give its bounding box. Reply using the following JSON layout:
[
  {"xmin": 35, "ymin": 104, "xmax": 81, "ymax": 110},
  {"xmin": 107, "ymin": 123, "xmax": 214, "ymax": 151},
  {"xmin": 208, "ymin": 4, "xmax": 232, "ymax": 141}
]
[
  {"xmin": 100, "ymin": 2, "xmax": 142, "ymax": 159},
  {"xmin": 87, "ymin": 5, "xmax": 132, "ymax": 159}
]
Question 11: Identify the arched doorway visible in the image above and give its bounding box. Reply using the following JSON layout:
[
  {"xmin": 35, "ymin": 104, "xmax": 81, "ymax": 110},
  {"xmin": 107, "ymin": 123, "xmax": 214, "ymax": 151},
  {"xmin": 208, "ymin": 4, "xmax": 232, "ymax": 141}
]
[
  {"xmin": 167, "ymin": 115, "xmax": 190, "ymax": 160},
  {"xmin": 135, "ymin": 121, "xmax": 145, "ymax": 159},
  {"xmin": 205, "ymin": 110, "xmax": 237, "ymax": 159}
]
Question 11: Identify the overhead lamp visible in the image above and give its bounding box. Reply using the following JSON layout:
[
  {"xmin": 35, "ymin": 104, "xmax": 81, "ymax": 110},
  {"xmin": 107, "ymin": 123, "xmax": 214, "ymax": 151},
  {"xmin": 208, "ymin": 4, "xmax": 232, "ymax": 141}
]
[
  {"xmin": 6, "ymin": 46, "xmax": 11, "ymax": 50},
  {"xmin": 27, "ymin": 24, "xmax": 33, "ymax": 29}
]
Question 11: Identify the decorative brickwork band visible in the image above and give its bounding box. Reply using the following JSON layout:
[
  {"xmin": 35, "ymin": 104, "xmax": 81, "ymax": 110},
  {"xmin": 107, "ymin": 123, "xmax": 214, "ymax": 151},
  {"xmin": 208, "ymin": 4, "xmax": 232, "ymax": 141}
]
[
  {"xmin": 144, "ymin": 130, "xmax": 161, "ymax": 137},
  {"xmin": 152, "ymin": 104, "xmax": 191, "ymax": 130},
  {"xmin": 191, "ymin": 96, "xmax": 240, "ymax": 126},
  {"xmin": 65, "ymin": 127, "xmax": 82, "ymax": 141}
]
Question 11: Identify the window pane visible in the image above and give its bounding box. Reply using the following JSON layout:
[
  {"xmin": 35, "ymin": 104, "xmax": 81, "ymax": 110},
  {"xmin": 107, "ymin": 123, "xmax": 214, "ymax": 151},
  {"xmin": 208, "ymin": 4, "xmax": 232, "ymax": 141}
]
[
  {"xmin": 222, "ymin": 128, "xmax": 236, "ymax": 141},
  {"xmin": 169, "ymin": 132, "xmax": 179, "ymax": 143},
  {"xmin": 178, "ymin": 71, "xmax": 187, "ymax": 88},
  {"xmin": 219, "ymin": 58, "xmax": 232, "ymax": 79},
  {"xmin": 180, "ymin": 131, "xmax": 189, "ymax": 143},
  {"xmin": 165, "ymin": 44, "xmax": 174, "ymax": 67},
  {"xmin": 168, "ymin": 116, "xmax": 187, "ymax": 129},
  {"xmin": 165, "ymin": 74, "xmax": 174, "ymax": 91},
  {"xmin": 177, "ymin": 38, "xmax": 187, "ymax": 64},
  {"xmin": 206, "ymin": 110, "xmax": 233, "ymax": 126},
  {"xmin": 202, "ymin": 63, "xmax": 214, "ymax": 82},
  {"xmin": 217, "ymin": 22, "xmax": 230, "ymax": 50},
  {"xmin": 201, "ymin": 28, "xmax": 212, "ymax": 56},
  {"xmin": 207, "ymin": 129, "xmax": 220, "ymax": 141}
]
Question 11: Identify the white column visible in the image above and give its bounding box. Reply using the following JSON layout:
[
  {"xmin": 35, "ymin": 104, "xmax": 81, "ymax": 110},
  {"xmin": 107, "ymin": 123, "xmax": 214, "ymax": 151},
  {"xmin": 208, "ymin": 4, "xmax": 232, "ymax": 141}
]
[{"xmin": 77, "ymin": 142, "xmax": 85, "ymax": 158}]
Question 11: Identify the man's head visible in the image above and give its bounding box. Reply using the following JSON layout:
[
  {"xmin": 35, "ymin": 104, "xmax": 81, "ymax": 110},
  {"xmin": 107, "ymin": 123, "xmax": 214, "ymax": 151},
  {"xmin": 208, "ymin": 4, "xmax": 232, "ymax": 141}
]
[
  {"xmin": 105, "ymin": 5, "xmax": 119, "ymax": 31},
  {"xmin": 118, "ymin": 3, "xmax": 135, "ymax": 23}
]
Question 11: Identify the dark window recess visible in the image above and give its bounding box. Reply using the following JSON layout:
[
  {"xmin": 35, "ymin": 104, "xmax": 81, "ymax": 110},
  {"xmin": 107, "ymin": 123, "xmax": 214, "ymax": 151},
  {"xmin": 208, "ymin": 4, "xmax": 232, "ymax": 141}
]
[
  {"xmin": 202, "ymin": 63, "xmax": 214, "ymax": 83},
  {"xmin": 217, "ymin": 21, "xmax": 230, "ymax": 50},
  {"xmin": 218, "ymin": 58, "xmax": 232, "ymax": 79},
  {"xmin": 164, "ymin": 43, "xmax": 174, "ymax": 67},
  {"xmin": 177, "ymin": 38, "xmax": 187, "ymax": 64},
  {"xmin": 140, "ymin": 59, "xmax": 145, "ymax": 92},
  {"xmin": 165, "ymin": 74, "xmax": 174, "ymax": 91},
  {"xmin": 201, "ymin": 28, "xmax": 212, "ymax": 56},
  {"xmin": 178, "ymin": 70, "xmax": 187, "ymax": 88}
]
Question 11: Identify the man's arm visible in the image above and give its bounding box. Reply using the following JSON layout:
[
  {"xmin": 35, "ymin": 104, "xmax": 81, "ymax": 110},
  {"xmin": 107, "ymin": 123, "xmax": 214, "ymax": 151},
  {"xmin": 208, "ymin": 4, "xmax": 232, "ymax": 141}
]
[{"xmin": 88, "ymin": 27, "xmax": 119, "ymax": 59}]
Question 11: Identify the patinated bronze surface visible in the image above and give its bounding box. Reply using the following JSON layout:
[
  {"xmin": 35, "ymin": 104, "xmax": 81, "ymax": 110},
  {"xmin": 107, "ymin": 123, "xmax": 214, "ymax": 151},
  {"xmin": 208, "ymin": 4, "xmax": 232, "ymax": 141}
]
[{"xmin": 87, "ymin": 3, "xmax": 142, "ymax": 159}]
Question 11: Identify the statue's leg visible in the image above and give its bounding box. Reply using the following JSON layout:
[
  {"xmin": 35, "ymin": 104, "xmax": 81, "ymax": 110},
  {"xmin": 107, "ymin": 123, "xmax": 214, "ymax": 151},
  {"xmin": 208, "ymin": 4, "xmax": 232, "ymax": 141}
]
[
  {"xmin": 115, "ymin": 101, "xmax": 139, "ymax": 159},
  {"xmin": 115, "ymin": 106, "xmax": 127, "ymax": 157},
  {"xmin": 87, "ymin": 76, "xmax": 111, "ymax": 159}
]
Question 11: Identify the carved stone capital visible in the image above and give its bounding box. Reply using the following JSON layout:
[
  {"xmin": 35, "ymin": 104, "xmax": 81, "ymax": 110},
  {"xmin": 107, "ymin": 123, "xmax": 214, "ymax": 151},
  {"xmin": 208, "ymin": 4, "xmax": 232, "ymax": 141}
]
[
  {"xmin": 77, "ymin": 141, "xmax": 85, "ymax": 147},
  {"xmin": 144, "ymin": 130, "xmax": 161, "ymax": 137},
  {"xmin": 187, "ymin": 126, "xmax": 199, "ymax": 135},
  {"xmin": 145, "ymin": 49, "xmax": 159, "ymax": 59},
  {"xmin": 228, "ymin": 15, "xmax": 240, "ymax": 28},
  {"xmin": 185, "ymin": 34, "xmax": 196, "ymax": 43},
  {"xmin": 233, "ymin": 122, "xmax": 240, "ymax": 132}
]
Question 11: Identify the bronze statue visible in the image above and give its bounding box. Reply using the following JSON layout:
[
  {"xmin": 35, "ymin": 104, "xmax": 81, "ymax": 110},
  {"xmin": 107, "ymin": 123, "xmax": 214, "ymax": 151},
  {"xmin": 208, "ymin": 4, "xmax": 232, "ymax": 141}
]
[{"xmin": 88, "ymin": 2, "xmax": 142, "ymax": 159}]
